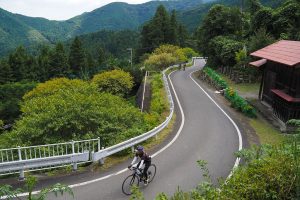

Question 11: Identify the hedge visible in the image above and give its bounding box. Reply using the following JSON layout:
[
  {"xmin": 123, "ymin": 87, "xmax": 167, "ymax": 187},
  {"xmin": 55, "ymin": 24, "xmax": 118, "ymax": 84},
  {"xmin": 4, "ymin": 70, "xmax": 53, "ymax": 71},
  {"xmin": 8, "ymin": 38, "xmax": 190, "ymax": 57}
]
[{"xmin": 202, "ymin": 67, "xmax": 256, "ymax": 118}]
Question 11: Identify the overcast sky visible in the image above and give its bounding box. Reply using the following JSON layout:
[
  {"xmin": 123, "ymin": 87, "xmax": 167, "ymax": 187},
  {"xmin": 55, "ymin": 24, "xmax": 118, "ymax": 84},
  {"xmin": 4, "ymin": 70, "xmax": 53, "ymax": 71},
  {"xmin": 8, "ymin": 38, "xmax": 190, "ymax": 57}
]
[{"xmin": 0, "ymin": 0, "xmax": 152, "ymax": 20}]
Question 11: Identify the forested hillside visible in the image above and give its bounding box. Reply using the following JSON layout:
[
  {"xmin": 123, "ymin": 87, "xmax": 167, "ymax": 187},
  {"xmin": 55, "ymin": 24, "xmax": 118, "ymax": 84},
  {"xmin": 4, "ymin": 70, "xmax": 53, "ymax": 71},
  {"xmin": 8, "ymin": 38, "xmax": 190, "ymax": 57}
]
[{"xmin": 0, "ymin": 0, "xmax": 285, "ymax": 56}]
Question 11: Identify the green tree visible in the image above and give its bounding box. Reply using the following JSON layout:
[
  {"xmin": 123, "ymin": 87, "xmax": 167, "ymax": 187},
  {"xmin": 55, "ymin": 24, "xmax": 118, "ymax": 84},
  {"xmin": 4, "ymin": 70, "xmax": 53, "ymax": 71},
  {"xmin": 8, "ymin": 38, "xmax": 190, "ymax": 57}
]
[
  {"xmin": 23, "ymin": 78, "xmax": 95, "ymax": 101},
  {"xmin": 3, "ymin": 78, "xmax": 145, "ymax": 147},
  {"xmin": 8, "ymin": 46, "xmax": 31, "ymax": 81},
  {"xmin": 49, "ymin": 42, "xmax": 69, "ymax": 78},
  {"xmin": 69, "ymin": 37, "xmax": 86, "ymax": 77},
  {"xmin": 179, "ymin": 48, "xmax": 198, "ymax": 59},
  {"xmin": 248, "ymin": 28, "xmax": 275, "ymax": 52},
  {"xmin": 0, "ymin": 119, "xmax": 4, "ymax": 134},
  {"xmin": 209, "ymin": 36, "xmax": 244, "ymax": 67},
  {"xmin": 97, "ymin": 47, "xmax": 106, "ymax": 67},
  {"xmin": 197, "ymin": 4, "xmax": 243, "ymax": 56},
  {"xmin": 247, "ymin": 0, "xmax": 263, "ymax": 14},
  {"xmin": 169, "ymin": 10, "xmax": 178, "ymax": 45},
  {"xmin": 251, "ymin": 7, "xmax": 274, "ymax": 33},
  {"xmin": 0, "ymin": 82, "xmax": 37, "ymax": 123},
  {"xmin": 0, "ymin": 59, "xmax": 13, "ymax": 84},
  {"xmin": 140, "ymin": 5, "xmax": 171, "ymax": 54},
  {"xmin": 91, "ymin": 69, "xmax": 134, "ymax": 97},
  {"xmin": 85, "ymin": 52, "xmax": 96, "ymax": 79},
  {"xmin": 139, "ymin": 5, "xmax": 189, "ymax": 57},
  {"xmin": 144, "ymin": 53, "xmax": 177, "ymax": 70},
  {"xmin": 36, "ymin": 46, "xmax": 51, "ymax": 82},
  {"xmin": 177, "ymin": 24, "xmax": 189, "ymax": 47},
  {"xmin": 272, "ymin": 0, "xmax": 300, "ymax": 39}
]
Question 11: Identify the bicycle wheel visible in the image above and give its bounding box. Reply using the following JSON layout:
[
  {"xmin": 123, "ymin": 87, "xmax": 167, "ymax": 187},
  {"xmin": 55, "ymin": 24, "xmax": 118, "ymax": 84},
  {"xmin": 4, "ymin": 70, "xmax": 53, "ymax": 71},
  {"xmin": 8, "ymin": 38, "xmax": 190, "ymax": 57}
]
[
  {"xmin": 122, "ymin": 174, "xmax": 139, "ymax": 195},
  {"xmin": 147, "ymin": 164, "xmax": 156, "ymax": 183}
]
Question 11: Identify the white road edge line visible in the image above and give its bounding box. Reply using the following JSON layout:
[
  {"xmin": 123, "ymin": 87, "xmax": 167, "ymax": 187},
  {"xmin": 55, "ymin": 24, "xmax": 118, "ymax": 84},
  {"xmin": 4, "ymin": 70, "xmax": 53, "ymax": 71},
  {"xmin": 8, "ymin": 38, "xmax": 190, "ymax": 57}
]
[
  {"xmin": 189, "ymin": 68, "xmax": 242, "ymax": 178},
  {"xmin": 11, "ymin": 70, "xmax": 186, "ymax": 198}
]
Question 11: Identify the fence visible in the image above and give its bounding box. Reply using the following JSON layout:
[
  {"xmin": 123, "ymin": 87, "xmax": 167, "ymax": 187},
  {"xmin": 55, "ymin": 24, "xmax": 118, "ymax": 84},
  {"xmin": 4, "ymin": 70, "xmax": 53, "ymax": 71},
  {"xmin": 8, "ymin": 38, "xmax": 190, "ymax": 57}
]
[
  {"xmin": 0, "ymin": 139, "xmax": 99, "ymax": 179},
  {"xmin": 0, "ymin": 65, "xmax": 177, "ymax": 180}
]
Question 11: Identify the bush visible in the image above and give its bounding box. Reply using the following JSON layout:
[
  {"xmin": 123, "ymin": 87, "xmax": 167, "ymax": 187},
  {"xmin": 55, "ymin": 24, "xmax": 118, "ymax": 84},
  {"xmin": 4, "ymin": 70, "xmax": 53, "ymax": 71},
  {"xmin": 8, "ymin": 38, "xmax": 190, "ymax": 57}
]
[
  {"xmin": 144, "ymin": 53, "xmax": 177, "ymax": 71},
  {"xmin": 225, "ymin": 87, "xmax": 256, "ymax": 118},
  {"xmin": 144, "ymin": 73, "xmax": 169, "ymax": 127},
  {"xmin": 203, "ymin": 67, "xmax": 228, "ymax": 89},
  {"xmin": 91, "ymin": 69, "xmax": 134, "ymax": 97},
  {"xmin": 202, "ymin": 67, "xmax": 256, "ymax": 118},
  {"xmin": 150, "ymin": 74, "xmax": 168, "ymax": 115}
]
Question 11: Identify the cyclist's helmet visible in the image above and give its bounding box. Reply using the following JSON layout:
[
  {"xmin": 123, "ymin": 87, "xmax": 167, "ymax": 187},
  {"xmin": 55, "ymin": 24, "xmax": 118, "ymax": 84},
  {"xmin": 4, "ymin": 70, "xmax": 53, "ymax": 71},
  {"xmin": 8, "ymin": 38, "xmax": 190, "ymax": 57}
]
[{"xmin": 136, "ymin": 145, "xmax": 144, "ymax": 152}]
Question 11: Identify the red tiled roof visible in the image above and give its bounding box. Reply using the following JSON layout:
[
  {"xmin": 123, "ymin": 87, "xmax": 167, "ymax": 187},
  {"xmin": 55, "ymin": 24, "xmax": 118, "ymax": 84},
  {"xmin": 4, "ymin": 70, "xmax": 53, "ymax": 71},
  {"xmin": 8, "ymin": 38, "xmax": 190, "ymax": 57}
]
[
  {"xmin": 249, "ymin": 59, "xmax": 267, "ymax": 67},
  {"xmin": 250, "ymin": 40, "xmax": 300, "ymax": 66}
]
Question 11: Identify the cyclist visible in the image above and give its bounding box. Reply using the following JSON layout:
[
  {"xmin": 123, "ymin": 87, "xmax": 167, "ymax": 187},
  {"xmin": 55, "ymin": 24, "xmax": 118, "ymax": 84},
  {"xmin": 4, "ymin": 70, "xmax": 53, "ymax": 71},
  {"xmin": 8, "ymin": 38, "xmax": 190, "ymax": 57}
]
[{"xmin": 128, "ymin": 145, "xmax": 151, "ymax": 185}]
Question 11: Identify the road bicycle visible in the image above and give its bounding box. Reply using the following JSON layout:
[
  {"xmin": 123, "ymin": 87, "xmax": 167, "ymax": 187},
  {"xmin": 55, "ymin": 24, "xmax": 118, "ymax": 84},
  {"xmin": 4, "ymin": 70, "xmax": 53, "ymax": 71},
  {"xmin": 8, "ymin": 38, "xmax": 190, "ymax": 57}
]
[{"xmin": 122, "ymin": 164, "xmax": 156, "ymax": 195}]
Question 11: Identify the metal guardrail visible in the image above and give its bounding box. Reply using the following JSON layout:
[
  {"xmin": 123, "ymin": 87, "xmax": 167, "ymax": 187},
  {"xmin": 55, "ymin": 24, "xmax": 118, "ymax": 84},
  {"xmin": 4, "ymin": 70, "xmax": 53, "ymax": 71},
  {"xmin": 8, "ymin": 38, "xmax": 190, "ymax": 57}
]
[
  {"xmin": 0, "ymin": 139, "xmax": 100, "ymax": 179},
  {"xmin": 0, "ymin": 65, "xmax": 176, "ymax": 180}
]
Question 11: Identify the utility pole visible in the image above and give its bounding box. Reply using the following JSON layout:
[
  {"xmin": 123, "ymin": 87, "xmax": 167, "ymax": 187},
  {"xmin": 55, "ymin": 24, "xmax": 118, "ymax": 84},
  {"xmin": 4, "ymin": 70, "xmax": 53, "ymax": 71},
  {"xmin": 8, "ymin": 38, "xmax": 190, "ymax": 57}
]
[
  {"xmin": 127, "ymin": 48, "xmax": 133, "ymax": 68},
  {"xmin": 240, "ymin": 0, "xmax": 244, "ymax": 12}
]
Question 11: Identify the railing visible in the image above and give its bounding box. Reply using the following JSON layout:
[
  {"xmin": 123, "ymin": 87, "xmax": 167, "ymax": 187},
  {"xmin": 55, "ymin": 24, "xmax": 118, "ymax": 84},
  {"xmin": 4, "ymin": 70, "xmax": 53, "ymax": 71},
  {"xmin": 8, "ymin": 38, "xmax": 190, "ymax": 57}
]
[
  {"xmin": 0, "ymin": 139, "xmax": 100, "ymax": 179},
  {"xmin": 0, "ymin": 65, "xmax": 177, "ymax": 180},
  {"xmin": 273, "ymin": 94, "xmax": 300, "ymax": 122}
]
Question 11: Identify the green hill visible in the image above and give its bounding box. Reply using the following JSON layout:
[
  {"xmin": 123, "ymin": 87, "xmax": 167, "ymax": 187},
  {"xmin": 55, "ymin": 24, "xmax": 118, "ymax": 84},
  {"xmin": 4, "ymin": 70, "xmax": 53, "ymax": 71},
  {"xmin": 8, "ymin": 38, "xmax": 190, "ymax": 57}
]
[{"xmin": 0, "ymin": 0, "xmax": 284, "ymax": 56}]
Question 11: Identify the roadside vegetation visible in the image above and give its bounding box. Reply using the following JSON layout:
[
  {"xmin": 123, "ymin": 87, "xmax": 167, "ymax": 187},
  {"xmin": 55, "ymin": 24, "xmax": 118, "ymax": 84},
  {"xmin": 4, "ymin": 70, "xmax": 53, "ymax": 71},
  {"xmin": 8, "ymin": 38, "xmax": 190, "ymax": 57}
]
[
  {"xmin": 130, "ymin": 134, "xmax": 299, "ymax": 200},
  {"xmin": 0, "ymin": 176, "xmax": 73, "ymax": 200},
  {"xmin": 200, "ymin": 67, "xmax": 256, "ymax": 118}
]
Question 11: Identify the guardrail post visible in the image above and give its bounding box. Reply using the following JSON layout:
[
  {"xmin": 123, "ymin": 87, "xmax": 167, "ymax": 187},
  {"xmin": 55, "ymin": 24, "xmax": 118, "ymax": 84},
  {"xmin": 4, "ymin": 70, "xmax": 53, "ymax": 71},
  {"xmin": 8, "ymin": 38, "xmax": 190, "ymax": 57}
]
[
  {"xmin": 97, "ymin": 137, "xmax": 100, "ymax": 152},
  {"xmin": 99, "ymin": 147, "xmax": 105, "ymax": 165},
  {"xmin": 71, "ymin": 140, "xmax": 77, "ymax": 171},
  {"xmin": 18, "ymin": 146, "xmax": 25, "ymax": 181}
]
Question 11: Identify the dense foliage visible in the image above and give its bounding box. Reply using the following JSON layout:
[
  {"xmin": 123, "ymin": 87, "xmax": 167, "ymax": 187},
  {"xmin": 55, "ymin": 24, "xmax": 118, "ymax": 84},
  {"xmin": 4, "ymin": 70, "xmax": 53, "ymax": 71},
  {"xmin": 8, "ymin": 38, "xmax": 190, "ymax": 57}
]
[
  {"xmin": 202, "ymin": 67, "xmax": 256, "ymax": 117},
  {"xmin": 197, "ymin": 0, "xmax": 300, "ymax": 70},
  {"xmin": 145, "ymin": 73, "xmax": 170, "ymax": 127},
  {"xmin": 0, "ymin": 82, "xmax": 37, "ymax": 123},
  {"xmin": 224, "ymin": 87, "xmax": 256, "ymax": 118},
  {"xmin": 144, "ymin": 45, "xmax": 197, "ymax": 70},
  {"xmin": 91, "ymin": 70, "xmax": 134, "ymax": 97},
  {"xmin": 203, "ymin": 67, "xmax": 228, "ymax": 89},
  {"xmin": 0, "ymin": 77, "xmax": 148, "ymax": 148},
  {"xmin": 139, "ymin": 5, "xmax": 189, "ymax": 57}
]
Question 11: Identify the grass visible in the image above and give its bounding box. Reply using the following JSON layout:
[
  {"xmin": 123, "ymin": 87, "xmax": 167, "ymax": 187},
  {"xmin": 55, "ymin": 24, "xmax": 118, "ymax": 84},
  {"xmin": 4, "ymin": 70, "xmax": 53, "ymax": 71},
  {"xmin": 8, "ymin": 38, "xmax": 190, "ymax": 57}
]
[
  {"xmin": 250, "ymin": 118, "xmax": 285, "ymax": 145},
  {"xmin": 220, "ymin": 74, "xmax": 260, "ymax": 94}
]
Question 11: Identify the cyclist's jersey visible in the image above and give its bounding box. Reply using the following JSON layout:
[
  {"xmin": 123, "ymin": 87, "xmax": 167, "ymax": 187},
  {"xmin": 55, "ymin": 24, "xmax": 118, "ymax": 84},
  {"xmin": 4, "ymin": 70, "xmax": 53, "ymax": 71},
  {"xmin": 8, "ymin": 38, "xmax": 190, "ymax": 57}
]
[{"xmin": 136, "ymin": 152, "xmax": 151, "ymax": 162}]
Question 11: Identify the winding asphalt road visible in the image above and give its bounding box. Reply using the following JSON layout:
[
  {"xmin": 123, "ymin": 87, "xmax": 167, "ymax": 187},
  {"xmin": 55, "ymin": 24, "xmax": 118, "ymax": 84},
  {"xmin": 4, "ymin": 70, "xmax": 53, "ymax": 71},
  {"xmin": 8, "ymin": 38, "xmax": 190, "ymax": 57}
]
[{"xmin": 19, "ymin": 59, "xmax": 242, "ymax": 199}]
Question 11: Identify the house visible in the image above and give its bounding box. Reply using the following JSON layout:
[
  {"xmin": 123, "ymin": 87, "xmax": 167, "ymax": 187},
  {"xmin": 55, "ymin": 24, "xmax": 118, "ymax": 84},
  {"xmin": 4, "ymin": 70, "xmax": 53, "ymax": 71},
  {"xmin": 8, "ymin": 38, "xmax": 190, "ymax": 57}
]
[{"xmin": 250, "ymin": 40, "xmax": 300, "ymax": 122}]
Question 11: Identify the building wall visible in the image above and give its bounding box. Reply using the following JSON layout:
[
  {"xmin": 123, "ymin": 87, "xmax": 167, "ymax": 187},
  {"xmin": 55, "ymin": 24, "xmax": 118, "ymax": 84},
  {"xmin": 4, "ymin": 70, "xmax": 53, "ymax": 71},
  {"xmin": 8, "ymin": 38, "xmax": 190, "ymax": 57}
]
[
  {"xmin": 262, "ymin": 62, "xmax": 300, "ymax": 122},
  {"xmin": 262, "ymin": 61, "xmax": 300, "ymax": 103}
]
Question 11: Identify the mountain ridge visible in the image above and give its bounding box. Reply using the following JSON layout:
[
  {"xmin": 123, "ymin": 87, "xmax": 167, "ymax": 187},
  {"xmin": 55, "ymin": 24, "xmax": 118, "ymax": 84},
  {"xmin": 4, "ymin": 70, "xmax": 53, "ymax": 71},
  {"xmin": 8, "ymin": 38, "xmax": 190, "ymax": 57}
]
[{"xmin": 0, "ymin": 0, "xmax": 283, "ymax": 56}]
